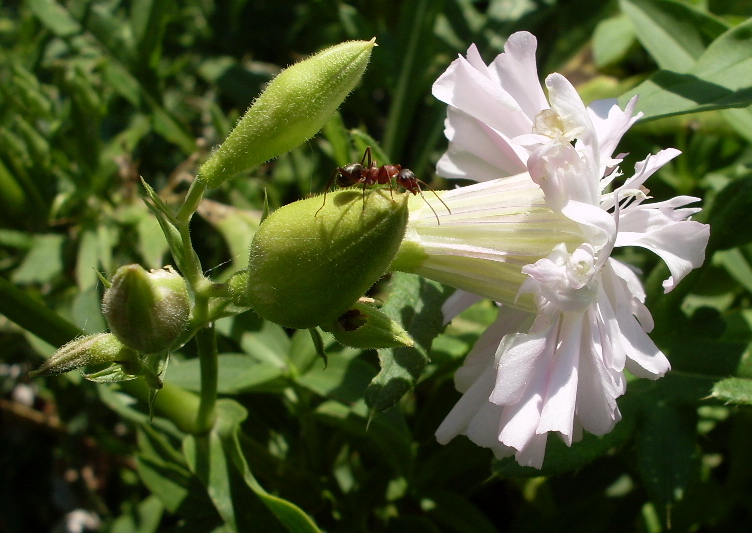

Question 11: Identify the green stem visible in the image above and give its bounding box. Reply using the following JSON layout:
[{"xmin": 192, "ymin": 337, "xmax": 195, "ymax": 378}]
[
  {"xmin": 177, "ymin": 179, "xmax": 207, "ymax": 223},
  {"xmin": 194, "ymin": 323, "xmax": 218, "ymax": 434}
]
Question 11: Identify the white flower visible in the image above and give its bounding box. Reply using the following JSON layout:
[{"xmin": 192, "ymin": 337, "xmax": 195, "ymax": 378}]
[{"xmin": 419, "ymin": 32, "xmax": 710, "ymax": 468}]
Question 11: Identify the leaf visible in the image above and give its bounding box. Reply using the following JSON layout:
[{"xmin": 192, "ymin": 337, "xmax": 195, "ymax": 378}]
[
  {"xmin": 297, "ymin": 350, "xmax": 377, "ymax": 404},
  {"xmin": 706, "ymin": 176, "xmax": 752, "ymax": 252},
  {"xmin": 620, "ymin": 0, "xmax": 728, "ymax": 72},
  {"xmin": 365, "ymin": 273, "xmax": 452, "ymax": 413},
  {"xmin": 306, "ymin": 328, "xmax": 328, "ymax": 369},
  {"xmin": 712, "ymin": 377, "xmax": 752, "ymax": 405},
  {"xmin": 27, "ymin": 0, "xmax": 81, "ymax": 36},
  {"xmin": 11, "ymin": 234, "xmax": 65, "ymax": 284},
  {"xmin": 167, "ymin": 354, "xmax": 286, "ymax": 395},
  {"xmin": 313, "ymin": 399, "xmax": 414, "ymax": 477},
  {"xmin": 83, "ymin": 363, "xmax": 139, "ymax": 383},
  {"xmin": 135, "ymin": 426, "xmax": 222, "ymax": 527},
  {"xmin": 140, "ymin": 178, "xmax": 190, "ymax": 275},
  {"xmin": 592, "ymin": 14, "xmax": 636, "ymax": 68},
  {"xmin": 424, "ymin": 490, "xmax": 499, "ymax": 533},
  {"xmin": 620, "ymin": 18, "xmax": 752, "ymax": 120},
  {"xmin": 636, "ymin": 403, "xmax": 698, "ymax": 504},
  {"xmin": 183, "ymin": 400, "xmax": 319, "ymax": 532},
  {"xmin": 109, "ymin": 495, "xmax": 164, "ymax": 533}
]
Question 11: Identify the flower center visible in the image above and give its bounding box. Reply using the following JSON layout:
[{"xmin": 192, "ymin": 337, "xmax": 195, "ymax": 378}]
[{"xmin": 532, "ymin": 108, "xmax": 583, "ymax": 144}]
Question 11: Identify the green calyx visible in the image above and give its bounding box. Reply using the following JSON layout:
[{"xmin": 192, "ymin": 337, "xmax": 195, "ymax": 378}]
[
  {"xmin": 29, "ymin": 332, "xmax": 137, "ymax": 378},
  {"xmin": 102, "ymin": 264, "xmax": 190, "ymax": 354},
  {"xmin": 198, "ymin": 39, "xmax": 376, "ymax": 187},
  {"xmin": 321, "ymin": 301, "xmax": 413, "ymax": 349},
  {"xmin": 244, "ymin": 189, "xmax": 409, "ymax": 329}
]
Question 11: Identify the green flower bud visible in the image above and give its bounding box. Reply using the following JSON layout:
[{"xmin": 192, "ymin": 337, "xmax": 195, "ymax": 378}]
[
  {"xmin": 198, "ymin": 39, "xmax": 376, "ymax": 187},
  {"xmin": 245, "ymin": 189, "xmax": 408, "ymax": 329},
  {"xmin": 29, "ymin": 333, "xmax": 137, "ymax": 377},
  {"xmin": 321, "ymin": 301, "xmax": 413, "ymax": 349},
  {"xmin": 102, "ymin": 265, "xmax": 190, "ymax": 354}
]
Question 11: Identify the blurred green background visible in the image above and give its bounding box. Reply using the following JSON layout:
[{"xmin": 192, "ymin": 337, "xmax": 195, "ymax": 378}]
[{"xmin": 2, "ymin": 0, "xmax": 752, "ymax": 531}]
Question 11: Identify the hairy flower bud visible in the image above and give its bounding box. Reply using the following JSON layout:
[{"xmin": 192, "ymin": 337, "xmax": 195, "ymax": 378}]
[
  {"xmin": 102, "ymin": 265, "xmax": 190, "ymax": 354},
  {"xmin": 321, "ymin": 301, "xmax": 413, "ymax": 349},
  {"xmin": 244, "ymin": 189, "xmax": 408, "ymax": 329},
  {"xmin": 198, "ymin": 39, "xmax": 376, "ymax": 187},
  {"xmin": 29, "ymin": 333, "xmax": 136, "ymax": 377}
]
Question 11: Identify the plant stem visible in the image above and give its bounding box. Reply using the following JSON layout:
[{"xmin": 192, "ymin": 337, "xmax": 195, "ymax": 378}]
[
  {"xmin": 193, "ymin": 323, "xmax": 218, "ymax": 434},
  {"xmin": 177, "ymin": 179, "xmax": 207, "ymax": 223}
]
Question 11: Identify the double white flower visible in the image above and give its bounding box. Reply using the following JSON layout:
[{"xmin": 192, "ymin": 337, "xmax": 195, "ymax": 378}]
[{"xmin": 394, "ymin": 32, "xmax": 710, "ymax": 468}]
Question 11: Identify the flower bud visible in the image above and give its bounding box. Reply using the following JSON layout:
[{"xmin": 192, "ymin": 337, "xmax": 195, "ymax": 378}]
[
  {"xmin": 321, "ymin": 301, "xmax": 413, "ymax": 349},
  {"xmin": 198, "ymin": 39, "xmax": 376, "ymax": 187},
  {"xmin": 102, "ymin": 265, "xmax": 190, "ymax": 354},
  {"xmin": 245, "ymin": 189, "xmax": 408, "ymax": 329},
  {"xmin": 29, "ymin": 333, "xmax": 137, "ymax": 377}
]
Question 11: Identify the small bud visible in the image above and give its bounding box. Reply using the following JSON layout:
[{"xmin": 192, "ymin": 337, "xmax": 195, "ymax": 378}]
[
  {"xmin": 102, "ymin": 265, "xmax": 190, "ymax": 354},
  {"xmin": 245, "ymin": 189, "xmax": 408, "ymax": 329},
  {"xmin": 29, "ymin": 333, "xmax": 137, "ymax": 377},
  {"xmin": 198, "ymin": 39, "xmax": 376, "ymax": 187},
  {"xmin": 321, "ymin": 301, "xmax": 414, "ymax": 349}
]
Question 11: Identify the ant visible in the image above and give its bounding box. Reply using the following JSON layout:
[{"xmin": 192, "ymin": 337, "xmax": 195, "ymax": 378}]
[{"xmin": 315, "ymin": 146, "xmax": 450, "ymax": 224}]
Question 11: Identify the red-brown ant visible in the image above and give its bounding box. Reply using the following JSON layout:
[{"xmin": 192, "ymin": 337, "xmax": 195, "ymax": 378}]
[{"xmin": 315, "ymin": 146, "xmax": 450, "ymax": 224}]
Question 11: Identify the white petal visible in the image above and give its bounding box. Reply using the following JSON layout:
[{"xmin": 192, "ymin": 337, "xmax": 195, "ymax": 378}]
[
  {"xmin": 619, "ymin": 148, "xmax": 682, "ymax": 192},
  {"xmin": 616, "ymin": 219, "xmax": 709, "ymax": 292},
  {"xmin": 441, "ymin": 290, "xmax": 483, "ymax": 325},
  {"xmin": 435, "ymin": 359, "xmax": 496, "ymax": 443},
  {"xmin": 439, "ymin": 107, "xmax": 529, "ymax": 178},
  {"xmin": 454, "ymin": 307, "xmax": 530, "ymax": 391},
  {"xmin": 490, "ymin": 327, "xmax": 551, "ymax": 405},
  {"xmin": 488, "ymin": 31, "xmax": 549, "ymax": 120},
  {"xmin": 432, "ymin": 53, "xmax": 532, "ymax": 138},
  {"xmin": 587, "ymin": 96, "xmax": 641, "ymax": 172},
  {"xmin": 601, "ymin": 266, "xmax": 671, "ymax": 378},
  {"xmin": 537, "ymin": 312, "xmax": 584, "ymax": 442}
]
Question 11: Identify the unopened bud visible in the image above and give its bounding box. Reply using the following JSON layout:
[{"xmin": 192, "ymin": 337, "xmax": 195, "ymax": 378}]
[
  {"xmin": 102, "ymin": 265, "xmax": 190, "ymax": 354},
  {"xmin": 245, "ymin": 189, "xmax": 408, "ymax": 329},
  {"xmin": 29, "ymin": 333, "xmax": 136, "ymax": 377},
  {"xmin": 321, "ymin": 301, "xmax": 413, "ymax": 349},
  {"xmin": 198, "ymin": 39, "xmax": 376, "ymax": 187}
]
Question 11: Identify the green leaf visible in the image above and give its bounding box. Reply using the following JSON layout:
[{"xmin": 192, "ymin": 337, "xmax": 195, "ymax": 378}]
[
  {"xmin": 706, "ymin": 176, "xmax": 752, "ymax": 252},
  {"xmin": 11, "ymin": 234, "xmax": 65, "ymax": 284},
  {"xmin": 140, "ymin": 178, "xmax": 190, "ymax": 274},
  {"xmin": 620, "ymin": 0, "xmax": 728, "ymax": 72},
  {"xmin": 314, "ymin": 399, "xmax": 414, "ymax": 477},
  {"xmin": 183, "ymin": 400, "xmax": 319, "ymax": 532},
  {"xmin": 196, "ymin": 200, "xmax": 259, "ymax": 280},
  {"xmin": 109, "ymin": 495, "xmax": 164, "ymax": 533},
  {"xmin": 306, "ymin": 328, "xmax": 328, "ymax": 369},
  {"xmin": 712, "ymin": 377, "xmax": 752, "ymax": 405},
  {"xmin": 168, "ymin": 354, "xmax": 286, "ymax": 395},
  {"xmin": 365, "ymin": 273, "xmax": 452, "ymax": 413},
  {"xmin": 297, "ymin": 350, "xmax": 377, "ymax": 404},
  {"xmin": 27, "ymin": 0, "xmax": 82, "ymax": 36},
  {"xmin": 135, "ymin": 426, "xmax": 222, "ymax": 525},
  {"xmin": 424, "ymin": 490, "xmax": 499, "ymax": 533},
  {"xmin": 636, "ymin": 403, "xmax": 698, "ymax": 504},
  {"xmin": 592, "ymin": 14, "xmax": 636, "ymax": 68},
  {"xmin": 620, "ymin": 18, "xmax": 752, "ymax": 120},
  {"xmin": 215, "ymin": 313, "xmax": 290, "ymax": 369}
]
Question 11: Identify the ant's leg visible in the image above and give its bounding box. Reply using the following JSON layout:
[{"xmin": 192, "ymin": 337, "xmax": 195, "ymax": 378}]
[
  {"xmin": 418, "ymin": 188, "xmax": 441, "ymax": 224},
  {"xmin": 419, "ymin": 179, "xmax": 452, "ymax": 216},
  {"xmin": 315, "ymin": 167, "xmax": 341, "ymax": 217}
]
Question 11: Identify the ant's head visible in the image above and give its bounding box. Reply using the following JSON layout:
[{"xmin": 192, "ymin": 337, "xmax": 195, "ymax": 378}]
[
  {"xmin": 396, "ymin": 168, "xmax": 419, "ymax": 193},
  {"xmin": 337, "ymin": 162, "xmax": 364, "ymax": 186}
]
